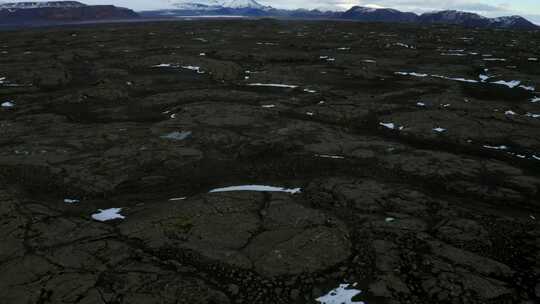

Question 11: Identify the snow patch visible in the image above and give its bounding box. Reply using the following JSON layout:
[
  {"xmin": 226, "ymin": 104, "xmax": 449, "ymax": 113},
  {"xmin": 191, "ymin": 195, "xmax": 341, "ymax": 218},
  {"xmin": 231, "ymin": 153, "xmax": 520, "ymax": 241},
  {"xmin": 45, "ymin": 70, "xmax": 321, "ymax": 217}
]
[
  {"xmin": 483, "ymin": 58, "xmax": 506, "ymax": 61},
  {"xmin": 316, "ymin": 154, "xmax": 345, "ymax": 159},
  {"xmin": 379, "ymin": 122, "xmax": 396, "ymax": 130},
  {"xmin": 1, "ymin": 101, "xmax": 15, "ymax": 108},
  {"xmin": 181, "ymin": 65, "xmax": 204, "ymax": 73},
  {"xmin": 316, "ymin": 283, "xmax": 364, "ymax": 304},
  {"xmin": 491, "ymin": 80, "xmax": 521, "ymax": 88},
  {"xmin": 161, "ymin": 131, "xmax": 192, "ymax": 141},
  {"xmin": 483, "ymin": 145, "xmax": 508, "ymax": 150},
  {"xmin": 92, "ymin": 208, "xmax": 125, "ymax": 222},
  {"xmin": 433, "ymin": 127, "xmax": 447, "ymax": 133},
  {"xmin": 169, "ymin": 197, "xmax": 187, "ymax": 201},
  {"xmin": 209, "ymin": 185, "xmax": 301, "ymax": 194},
  {"xmin": 248, "ymin": 83, "xmax": 298, "ymax": 88}
]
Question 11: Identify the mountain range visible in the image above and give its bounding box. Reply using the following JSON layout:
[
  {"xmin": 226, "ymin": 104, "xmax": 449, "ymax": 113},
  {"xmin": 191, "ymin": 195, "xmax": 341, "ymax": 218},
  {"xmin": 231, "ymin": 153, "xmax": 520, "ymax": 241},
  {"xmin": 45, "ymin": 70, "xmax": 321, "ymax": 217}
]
[
  {"xmin": 0, "ymin": 1, "xmax": 139, "ymax": 25},
  {"xmin": 143, "ymin": 0, "xmax": 538, "ymax": 30},
  {"xmin": 0, "ymin": 1, "xmax": 537, "ymax": 30}
]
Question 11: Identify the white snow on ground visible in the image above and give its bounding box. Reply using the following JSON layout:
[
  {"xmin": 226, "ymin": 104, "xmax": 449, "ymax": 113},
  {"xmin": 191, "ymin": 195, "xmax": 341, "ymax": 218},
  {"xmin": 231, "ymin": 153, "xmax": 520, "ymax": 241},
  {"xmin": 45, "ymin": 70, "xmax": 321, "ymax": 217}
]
[
  {"xmin": 395, "ymin": 72, "xmax": 428, "ymax": 77},
  {"xmin": 316, "ymin": 154, "xmax": 345, "ymax": 159},
  {"xmin": 396, "ymin": 71, "xmax": 535, "ymax": 90},
  {"xmin": 526, "ymin": 113, "xmax": 540, "ymax": 118},
  {"xmin": 181, "ymin": 65, "xmax": 205, "ymax": 73},
  {"xmin": 1, "ymin": 101, "xmax": 15, "ymax": 108},
  {"xmin": 533, "ymin": 155, "xmax": 540, "ymax": 161},
  {"xmin": 479, "ymin": 69, "xmax": 491, "ymax": 82},
  {"xmin": 529, "ymin": 58, "xmax": 538, "ymax": 61},
  {"xmin": 483, "ymin": 145, "xmax": 508, "ymax": 150},
  {"xmin": 519, "ymin": 85, "xmax": 535, "ymax": 91},
  {"xmin": 91, "ymin": 208, "xmax": 125, "ymax": 222},
  {"xmin": 247, "ymin": 83, "xmax": 298, "ymax": 88},
  {"xmin": 304, "ymin": 89, "xmax": 317, "ymax": 93},
  {"xmin": 209, "ymin": 185, "xmax": 301, "ymax": 194},
  {"xmin": 379, "ymin": 122, "xmax": 396, "ymax": 129},
  {"xmin": 441, "ymin": 53, "xmax": 466, "ymax": 56},
  {"xmin": 433, "ymin": 127, "xmax": 447, "ymax": 133},
  {"xmin": 152, "ymin": 64, "xmax": 204, "ymax": 74},
  {"xmin": 316, "ymin": 283, "xmax": 364, "ymax": 304},
  {"xmin": 531, "ymin": 97, "xmax": 540, "ymax": 103},
  {"xmin": 416, "ymin": 102, "xmax": 426, "ymax": 107},
  {"xmin": 395, "ymin": 42, "xmax": 414, "ymax": 49},
  {"xmin": 449, "ymin": 77, "xmax": 478, "ymax": 83},
  {"xmin": 362, "ymin": 59, "xmax": 376, "ymax": 63},
  {"xmin": 505, "ymin": 110, "xmax": 517, "ymax": 116},
  {"xmin": 0, "ymin": 77, "xmax": 6, "ymax": 84},
  {"xmin": 169, "ymin": 197, "xmax": 187, "ymax": 201},
  {"xmin": 153, "ymin": 63, "xmax": 175, "ymax": 67},
  {"xmin": 161, "ymin": 131, "xmax": 192, "ymax": 141},
  {"xmin": 483, "ymin": 58, "xmax": 506, "ymax": 61},
  {"xmin": 64, "ymin": 199, "xmax": 80, "ymax": 204},
  {"xmin": 261, "ymin": 104, "xmax": 276, "ymax": 108},
  {"xmin": 492, "ymin": 80, "xmax": 521, "ymax": 88}
]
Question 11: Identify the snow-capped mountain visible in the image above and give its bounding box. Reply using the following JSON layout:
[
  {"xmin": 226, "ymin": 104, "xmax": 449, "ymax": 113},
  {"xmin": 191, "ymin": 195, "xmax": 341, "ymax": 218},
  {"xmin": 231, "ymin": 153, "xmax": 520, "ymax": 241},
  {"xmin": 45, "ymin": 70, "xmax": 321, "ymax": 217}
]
[
  {"xmin": 0, "ymin": 1, "xmax": 86, "ymax": 9},
  {"xmin": 490, "ymin": 16, "xmax": 537, "ymax": 29},
  {"xmin": 168, "ymin": 0, "xmax": 266, "ymax": 10},
  {"xmin": 417, "ymin": 10, "xmax": 538, "ymax": 29},
  {"xmin": 0, "ymin": 1, "xmax": 139, "ymax": 24},
  {"xmin": 418, "ymin": 10, "xmax": 487, "ymax": 24}
]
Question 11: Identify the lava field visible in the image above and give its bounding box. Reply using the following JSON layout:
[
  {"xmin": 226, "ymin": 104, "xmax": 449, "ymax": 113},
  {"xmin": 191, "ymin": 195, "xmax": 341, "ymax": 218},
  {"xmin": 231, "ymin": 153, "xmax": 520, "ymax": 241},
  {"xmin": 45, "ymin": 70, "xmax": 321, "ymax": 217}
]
[{"xmin": 0, "ymin": 20, "xmax": 539, "ymax": 304}]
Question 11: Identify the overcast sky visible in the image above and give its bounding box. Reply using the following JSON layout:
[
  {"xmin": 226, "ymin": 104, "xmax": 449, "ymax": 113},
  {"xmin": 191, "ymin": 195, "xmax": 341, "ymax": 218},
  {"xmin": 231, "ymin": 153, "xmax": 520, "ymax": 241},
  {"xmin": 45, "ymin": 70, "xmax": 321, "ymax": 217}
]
[{"xmin": 5, "ymin": 0, "xmax": 540, "ymax": 23}]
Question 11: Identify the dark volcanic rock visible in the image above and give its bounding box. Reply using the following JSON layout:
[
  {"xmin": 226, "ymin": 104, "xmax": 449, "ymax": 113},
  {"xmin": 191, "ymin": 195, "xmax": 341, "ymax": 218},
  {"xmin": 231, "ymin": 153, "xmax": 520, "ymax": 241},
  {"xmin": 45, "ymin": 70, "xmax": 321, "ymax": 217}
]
[{"xmin": 0, "ymin": 20, "xmax": 539, "ymax": 304}]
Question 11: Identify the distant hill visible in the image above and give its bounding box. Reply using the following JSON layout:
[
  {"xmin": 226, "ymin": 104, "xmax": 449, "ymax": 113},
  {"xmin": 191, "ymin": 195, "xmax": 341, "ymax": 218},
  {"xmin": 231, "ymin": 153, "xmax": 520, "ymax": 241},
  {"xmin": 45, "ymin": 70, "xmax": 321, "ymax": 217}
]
[
  {"xmin": 340, "ymin": 6, "xmax": 417, "ymax": 23},
  {"xmin": 418, "ymin": 10, "xmax": 538, "ymax": 30},
  {"xmin": 0, "ymin": 1, "xmax": 536, "ymax": 30},
  {"xmin": 143, "ymin": 1, "xmax": 538, "ymax": 30},
  {"xmin": 0, "ymin": 1, "xmax": 139, "ymax": 25}
]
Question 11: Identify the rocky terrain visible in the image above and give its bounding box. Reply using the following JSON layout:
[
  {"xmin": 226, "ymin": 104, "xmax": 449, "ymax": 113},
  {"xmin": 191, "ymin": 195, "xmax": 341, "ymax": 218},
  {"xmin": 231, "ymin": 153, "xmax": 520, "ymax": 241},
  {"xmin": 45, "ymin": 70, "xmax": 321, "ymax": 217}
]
[{"xmin": 0, "ymin": 20, "xmax": 539, "ymax": 304}]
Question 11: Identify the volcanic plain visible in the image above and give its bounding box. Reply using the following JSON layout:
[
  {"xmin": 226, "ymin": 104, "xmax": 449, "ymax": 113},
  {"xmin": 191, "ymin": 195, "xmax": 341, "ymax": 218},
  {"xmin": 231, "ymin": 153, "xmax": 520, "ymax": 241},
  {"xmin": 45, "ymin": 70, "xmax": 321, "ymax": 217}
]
[{"xmin": 0, "ymin": 20, "xmax": 539, "ymax": 304}]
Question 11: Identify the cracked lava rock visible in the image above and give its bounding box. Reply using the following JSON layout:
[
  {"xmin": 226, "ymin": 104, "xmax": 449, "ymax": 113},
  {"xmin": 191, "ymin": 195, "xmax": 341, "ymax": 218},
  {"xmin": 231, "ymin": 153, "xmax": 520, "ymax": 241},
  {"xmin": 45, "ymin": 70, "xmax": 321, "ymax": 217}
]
[{"xmin": 0, "ymin": 20, "xmax": 539, "ymax": 304}]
